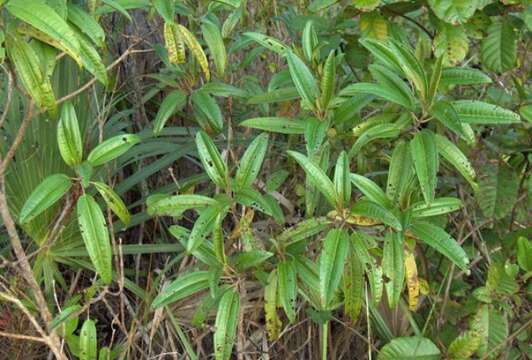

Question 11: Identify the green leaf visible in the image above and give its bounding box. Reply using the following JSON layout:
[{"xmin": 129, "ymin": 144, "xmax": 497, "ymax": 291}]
[
  {"xmin": 192, "ymin": 90, "xmax": 223, "ymax": 133},
  {"xmin": 477, "ymin": 161, "xmax": 519, "ymax": 219},
  {"xmin": 410, "ymin": 130, "xmax": 439, "ymax": 204},
  {"xmin": 79, "ymin": 319, "xmax": 97, "ymax": 360},
  {"xmin": 57, "ymin": 102, "xmax": 83, "ymax": 167},
  {"xmin": 214, "ymin": 289, "xmax": 240, "ymax": 360},
  {"xmin": 452, "ymin": 100, "xmax": 520, "ymax": 124},
  {"xmin": 49, "ymin": 304, "xmax": 81, "ymax": 332},
  {"xmin": 147, "ymin": 194, "xmax": 216, "ymax": 217},
  {"xmin": 101, "ymin": 0, "xmax": 133, "ymax": 21},
  {"xmin": 516, "ymin": 237, "xmax": 532, "ymax": 272},
  {"xmin": 243, "ymin": 32, "xmax": 288, "ymax": 55},
  {"xmin": 350, "ymin": 123, "xmax": 402, "ymax": 157},
  {"xmin": 7, "ymin": 0, "xmax": 81, "ymax": 64},
  {"xmin": 481, "ymin": 20, "xmax": 517, "ymax": 73},
  {"xmin": 319, "ymin": 229, "xmax": 349, "ymax": 308},
  {"xmin": 6, "ymin": 35, "xmax": 57, "ymax": 116},
  {"xmin": 434, "ymin": 23, "xmax": 469, "ymax": 65},
  {"xmin": 153, "ymin": 90, "xmax": 187, "ymax": 136},
  {"xmin": 233, "ymin": 250, "xmax": 273, "ymax": 272},
  {"xmin": 343, "ymin": 249, "xmax": 364, "ymax": 322},
  {"xmin": 187, "ymin": 200, "xmax": 229, "ymax": 253},
  {"xmin": 431, "ymin": 101, "xmax": 473, "ymax": 143},
  {"xmin": 334, "ymin": 151, "xmax": 351, "ymax": 208},
  {"xmin": 195, "ymin": 131, "xmax": 229, "ymax": 189},
  {"xmin": 19, "ymin": 174, "xmax": 72, "ymax": 223},
  {"xmin": 440, "ymin": 67, "xmax": 492, "ymax": 87},
  {"xmin": 264, "ymin": 270, "xmax": 281, "ymax": 340},
  {"xmin": 152, "ymin": 271, "xmax": 210, "ymax": 308},
  {"xmin": 288, "ymin": 150, "xmax": 337, "ymax": 208},
  {"xmin": 202, "ymin": 19, "xmax": 227, "ymax": 78},
  {"xmin": 383, "ymin": 232, "xmax": 404, "ymax": 308},
  {"xmin": 341, "ymin": 82, "xmax": 414, "ymax": 110},
  {"xmin": 351, "ymin": 173, "xmax": 391, "ymax": 209},
  {"xmin": 411, "ymin": 221, "xmax": 469, "ymax": 272},
  {"xmin": 286, "ymin": 50, "xmax": 320, "ymax": 110},
  {"xmin": 387, "ymin": 40, "xmax": 429, "ymax": 100},
  {"xmin": 428, "ymin": 0, "xmax": 477, "ymax": 25},
  {"xmin": 427, "ymin": 56, "xmax": 443, "ymax": 105},
  {"xmin": 320, "ymin": 50, "xmax": 336, "ymax": 110},
  {"xmin": 67, "ymin": 3, "xmax": 105, "ymax": 47},
  {"xmin": 240, "ymin": 117, "xmax": 306, "ymax": 134},
  {"xmin": 247, "ymin": 87, "xmax": 299, "ymax": 104},
  {"xmin": 278, "ymin": 260, "xmax": 297, "ymax": 322},
  {"xmin": 353, "ymin": 0, "xmax": 380, "ymax": 11},
  {"xmin": 378, "ymin": 336, "xmax": 440, "ymax": 360},
  {"xmin": 235, "ymin": 133, "xmax": 269, "ymax": 188},
  {"xmin": 77, "ymin": 194, "xmax": 113, "ymax": 284},
  {"xmin": 448, "ymin": 331, "xmax": 481, "ymax": 359},
  {"xmin": 76, "ymin": 33, "xmax": 108, "ymax": 85},
  {"xmin": 301, "ymin": 20, "xmax": 318, "ymax": 63},
  {"xmin": 93, "ymin": 182, "xmax": 130, "ymax": 225},
  {"xmin": 279, "ymin": 217, "xmax": 331, "ymax": 247},
  {"xmin": 434, "ymin": 134, "xmax": 477, "ymax": 189},
  {"xmin": 386, "ymin": 141, "xmax": 414, "ymax": 205},
  {"xmin": 153, "ymin": 0, "xmax": 175, "ymax": 23},
  {"xmin": 351, "ymin": 200, "xmax": 402, "ymax": 231},
  {"xmin": 470, "ymin": 305, "xmax": 508, "ymax": 357},
  {"xmin": 87, "ymin": 134, "xmax": 141, "ymax": 167},
  {"xmin": 411, "ymin": 197, "xmax": 462, "ymax": 218}
]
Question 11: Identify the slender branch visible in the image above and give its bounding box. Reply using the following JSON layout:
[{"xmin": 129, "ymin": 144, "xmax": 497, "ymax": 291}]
[
  {"xmin": 55, "ymin": 44, "xmax": 140, "ymax": 106},
  {"xmin": 0, "ymin": 64, "xmax": 14, "ymax": 130},
  {"xmin": 0, "ymin": 100, "xmax": 34, "ymax": 177}
]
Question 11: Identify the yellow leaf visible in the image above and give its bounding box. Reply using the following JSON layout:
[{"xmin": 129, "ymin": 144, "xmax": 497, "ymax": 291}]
[
  {"xmin": 404, "ymin": 248, "xmax": 419, "ymax": 311},
  {"xmin": 175, "ymin": 24, "xmax": 210, "ymax": 80},
  {"xmin": 360, "ymin": 12, "xmax": 388, "ymax": 41}
]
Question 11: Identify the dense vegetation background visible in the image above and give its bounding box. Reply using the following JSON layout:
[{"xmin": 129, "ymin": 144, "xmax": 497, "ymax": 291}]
[{"xmin": 0, "ymin": 0, "xmax": 530, "ymax": 359}]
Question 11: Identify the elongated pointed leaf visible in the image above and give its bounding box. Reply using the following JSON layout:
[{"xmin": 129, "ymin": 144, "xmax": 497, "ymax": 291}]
[
  {"xmin": 93, "ymin": 182, "xmax": 130, "ymax": 225},
  {"xmin": 431, "ymin": 101, "xmax": 473, "ymax": 143},
  {"xmin": 334, "ymin": 151, "xmax": 351, "ymax": 208},
  {"xmin": 383, "ymin": 232, "xmax": 404, "ymax": 308},
  {"xmin": 243, "ymin": 32, "xmax": 288, "ymax": 54},
  {"xmin": 202, "ymin": 19, "xmax": 227, "ymax": 78},
  {"xmin": 77, "ymin": 194, "xmax": 113, "ymax": 284},
  {"xmin": 320, "ymin": 229, "xmax": 349, "ymax": 308},
  {"xmin": 278, "ymin": 260, "xmax": 297, "ymax": 322},
  {"xmin": 153, "ymin": 90, "xmax": 187, "ymax": 136},
  {"xmin": 19, "ymin": 174, "xmax": 72, "ymax": 223},
  {"xmin": 411, "ymin": 197, "xmax": 462, "ymax": 218},
  {"xmin": 286, "ymin": 50, "xmax": 319, "ymax": 110},
  {"xmin": 174, "ymin": 23, "xmax": 210, "ymax": 80},
  {"xmin": 342, "ymin": 83, "xmax": 414, "ymax": 109},
  {"xmin": 264, "ymin": 270, "xmax": 282, "ymax": 340},
  {"xmin": 87, "ymin": 134, "xmax": 140, "ymax": 167},
  {"xmin": 235, "ymin": 133, "xmax": 269, "ymax": 188},
  {"xmin": 452, "ymin": 100, "xmax": 520, "ymax": 124},
  {"xmin": 79, "ymin": 319, "xmax": 97, "ymax": 360},
  {"xmin": 351, "ymin": 200, "xmax": 402, "ymax": 231},
  {"xmin": 7, "ymin": 0, "xmax": 81, "ymax": 64},
  {"xmin": 410, "ymin": 130, "xmax": 439, "ymax": 204},
  {"xmin": 192, "ymin": 90, "xmax": 223, "ymax": 133},
  {"xmin": 153, "ymin": 0, "xmax": 175, "ymax": 23},
  {"xmin": 440, "ymin": 67, "xmax": 492, "ymax": 87},
  {"xmin": 240, "ymin": 117, "xmax": 306, "ymax": 134},
  {"xmin": 386, "ymin": 141, "xmax": 413, "ymax": 204},
  {"xmin": 187, "ymin": 200, "xmax": 229, "ymax": 253},
  {"xmin": 67, "ymin": 4, "xmax": 105, "ymax": 47},
  {"xmin": 195, "ymin": 131, "xmax": 229, "ymax": 189},
  {"xmin": 343, "ymin": 249, "xmax": 364, "ymax": 322},
  {"xmin": 288, "ymin": 150, "xmax": 336, "ymax": 207},
  {"xmin": 369, "ymin": 64, "xmax": 416, "ymax": 109},
  {"xmin": 320, "ymin": 50, "xmax": 336, "ymax": 110},
  {"xmin": 411, "ymin": 221, "xmax": 469, "ymax": 272},
  {"xmin": 404, "ymin": 248, "xmax": 419, "ymax": 311},
  {"xmin": 350, "ymin": 123, "xmax": 401, "ymax": 157},
  {"xmin": 58, "ymin": 102, "xmax": 83, "ymax": 166},
  {"xmin": 152, "ymin": 271, "xmax": 210, "ymax": 308},
  {"xmin": 147, "ymin": 194, "xmax": 217, "ymax": 216},
  {"xmin": 434, "ymin": 134, "xmax": 477, "ymax": 189},
  {"xmin": 350, "ymin": 173, "xmax": 390, "ymax": 208},
  {"xmin": 214, "ymin": 289, "xmax": 240, "ymax": 360}
]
